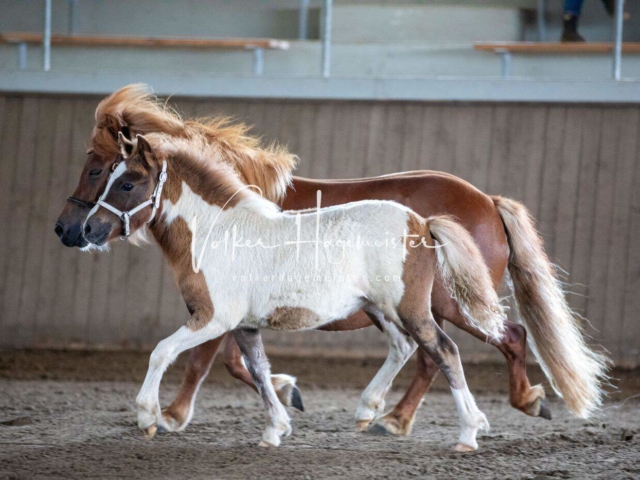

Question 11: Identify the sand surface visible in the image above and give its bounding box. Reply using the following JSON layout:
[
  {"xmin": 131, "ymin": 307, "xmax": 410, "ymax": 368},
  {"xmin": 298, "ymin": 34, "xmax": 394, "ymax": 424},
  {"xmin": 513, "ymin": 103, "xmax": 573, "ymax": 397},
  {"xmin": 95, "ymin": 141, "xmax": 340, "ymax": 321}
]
[{"xmin": 0, "ymin": 351, "xmax": 638, "ymax": 479}]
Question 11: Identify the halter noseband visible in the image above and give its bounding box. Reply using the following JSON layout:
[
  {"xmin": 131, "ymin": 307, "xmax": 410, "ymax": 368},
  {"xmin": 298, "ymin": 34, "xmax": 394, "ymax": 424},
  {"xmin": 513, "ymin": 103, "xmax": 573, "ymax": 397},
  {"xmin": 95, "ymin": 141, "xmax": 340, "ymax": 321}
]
[
  {"xmin": 66, "ymin": 196, "xmax": 96, "ymax": 209},
  {"xmin": 85, "ymin": 160, "xmax": 168, "ymax": 239}
]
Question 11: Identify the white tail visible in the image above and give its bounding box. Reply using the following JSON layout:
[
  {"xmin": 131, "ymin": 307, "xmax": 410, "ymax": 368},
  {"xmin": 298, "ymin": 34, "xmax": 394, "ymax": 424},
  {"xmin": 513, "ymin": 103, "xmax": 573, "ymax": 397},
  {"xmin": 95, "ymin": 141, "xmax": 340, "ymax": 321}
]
[
  {"xmin": 427, "ymin": 216, "xmax": 506, "ymax": 341},
  {"xmin": 493, "ymin": 196, "xmax": 609, "ymax": 418}
]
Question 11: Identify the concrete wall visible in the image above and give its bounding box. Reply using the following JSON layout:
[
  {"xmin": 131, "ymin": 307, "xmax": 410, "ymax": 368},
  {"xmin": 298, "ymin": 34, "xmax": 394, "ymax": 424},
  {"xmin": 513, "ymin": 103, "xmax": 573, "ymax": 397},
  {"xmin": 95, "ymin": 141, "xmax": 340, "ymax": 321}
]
[
  {"xmin": 0, "ymin": 0, "xmax": 318, "ymax": 39},
  {"xmin": 0, "ymin": 92, "xmax": 639, "ymax": 366}
]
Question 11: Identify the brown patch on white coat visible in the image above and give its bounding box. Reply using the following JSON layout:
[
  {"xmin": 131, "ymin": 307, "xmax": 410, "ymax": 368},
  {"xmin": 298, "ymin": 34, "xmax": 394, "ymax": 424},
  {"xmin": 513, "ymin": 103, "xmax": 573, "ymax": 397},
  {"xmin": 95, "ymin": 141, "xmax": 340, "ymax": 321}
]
[
  {"xmin": 395, "ymin": 214, "xmax": 465, "ymax": 390},
  {"xmin": 152, "ymin": 216, "xmax": 214, "ymax": 332},
  {"xmin": 266, "ymin": 307, "xmax": 322, "ymax": 331}
]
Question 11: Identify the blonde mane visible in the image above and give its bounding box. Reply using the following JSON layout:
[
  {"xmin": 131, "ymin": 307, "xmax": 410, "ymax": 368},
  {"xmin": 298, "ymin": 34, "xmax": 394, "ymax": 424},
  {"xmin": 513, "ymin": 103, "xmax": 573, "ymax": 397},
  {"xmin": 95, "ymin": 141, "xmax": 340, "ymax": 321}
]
[{"xmin": 92, "ymin": 84, "xmax": 297, "ymax": 203}]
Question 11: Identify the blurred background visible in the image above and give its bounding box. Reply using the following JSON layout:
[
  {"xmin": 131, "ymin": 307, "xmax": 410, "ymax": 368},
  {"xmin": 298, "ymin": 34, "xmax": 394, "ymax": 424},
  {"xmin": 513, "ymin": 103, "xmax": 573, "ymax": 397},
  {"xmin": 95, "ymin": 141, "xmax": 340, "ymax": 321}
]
[{"xmin": 0, "ymin": 0, "xmax": 639, "ymax": 367}]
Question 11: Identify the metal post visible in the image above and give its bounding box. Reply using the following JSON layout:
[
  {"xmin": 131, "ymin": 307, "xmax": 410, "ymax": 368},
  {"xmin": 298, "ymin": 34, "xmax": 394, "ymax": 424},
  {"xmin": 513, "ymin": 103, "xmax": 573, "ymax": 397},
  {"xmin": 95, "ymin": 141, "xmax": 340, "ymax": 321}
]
[
  {"xmin": 253, "ymin": 48, "xmax": 264, "ymax": 76},
  {"xmin": 299, "ymin": 0, "xmax": 310, "ymax": 40},
  {"xmin": 321, "ymin": 0, "xmax": 332, "ymax": 78},
  {"xmin": 18, "ymin": 43, "xmax": 28, "ymax": 70},
  {"xmin": 537, "ymin": 0, "xmax": 546, "ymax": 41},
  {"xmin": 499, "ymin": 51, "xmax": 512, "ymax": 78},
  {"xmin": 613, "ymin": 0, "xmax": 624, "ymax": 80},
  {"xmin": 68, "ymin": 0, "xmax": 78, "ymax": 35},
  {"xmin": 44, "ymin": 0, "xmax": 52, "ymax": 71}
]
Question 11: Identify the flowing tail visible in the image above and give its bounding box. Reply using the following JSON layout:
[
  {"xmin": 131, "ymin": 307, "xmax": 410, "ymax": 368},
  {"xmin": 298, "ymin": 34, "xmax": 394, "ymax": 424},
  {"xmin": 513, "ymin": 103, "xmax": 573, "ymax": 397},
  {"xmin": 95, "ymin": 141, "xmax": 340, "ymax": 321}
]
[
  {"xmin": 492, "ymin": 196, "xmax": 609, "ymax": 419},
  {"xmin": 427, "ymin": 216, "xmax": 507, "ymax": 342}
]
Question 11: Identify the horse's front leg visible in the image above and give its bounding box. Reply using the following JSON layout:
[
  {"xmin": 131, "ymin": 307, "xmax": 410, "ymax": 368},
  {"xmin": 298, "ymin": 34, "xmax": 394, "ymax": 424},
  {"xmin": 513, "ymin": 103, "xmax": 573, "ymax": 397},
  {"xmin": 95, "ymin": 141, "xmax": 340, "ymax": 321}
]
[
  {"xmin": 161, "ymin": 334, "xmax": 227, "ymax": 432},
  {"xmin": 232, "ymin": 328, "xmax": 292, "ymax": 447},
  {"xmin": 136, "ymin": 321, "xmax": 227, "ymax": 439}
]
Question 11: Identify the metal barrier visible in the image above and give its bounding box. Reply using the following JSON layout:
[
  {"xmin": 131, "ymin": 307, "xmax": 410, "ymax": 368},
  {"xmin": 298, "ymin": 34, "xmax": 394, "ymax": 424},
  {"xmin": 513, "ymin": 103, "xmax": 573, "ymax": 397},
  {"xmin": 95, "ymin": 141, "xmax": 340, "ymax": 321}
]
[
  {"xmin": 613, "ymin": 0, "xmax": 624, "ymax": 79},
  {"xmin": 30, "ymin": 0, "xmax": 630, "ymax": 80}
]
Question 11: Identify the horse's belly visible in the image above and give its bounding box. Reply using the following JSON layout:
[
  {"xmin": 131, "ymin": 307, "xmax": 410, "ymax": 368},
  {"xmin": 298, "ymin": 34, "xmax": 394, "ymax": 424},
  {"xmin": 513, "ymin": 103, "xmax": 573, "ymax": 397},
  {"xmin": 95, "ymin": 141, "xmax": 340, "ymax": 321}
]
[{"xmin": 246, "ymin": 281, "xmax": 366, "ymax": 331}]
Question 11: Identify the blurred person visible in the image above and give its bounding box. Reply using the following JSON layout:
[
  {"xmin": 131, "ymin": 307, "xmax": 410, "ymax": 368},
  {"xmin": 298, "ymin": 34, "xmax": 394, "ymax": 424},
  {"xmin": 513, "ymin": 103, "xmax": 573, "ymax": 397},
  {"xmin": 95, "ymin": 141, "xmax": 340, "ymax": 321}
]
[{"xmin": 562, "ymin": 0, "xmax": 615, "ymax": 42}]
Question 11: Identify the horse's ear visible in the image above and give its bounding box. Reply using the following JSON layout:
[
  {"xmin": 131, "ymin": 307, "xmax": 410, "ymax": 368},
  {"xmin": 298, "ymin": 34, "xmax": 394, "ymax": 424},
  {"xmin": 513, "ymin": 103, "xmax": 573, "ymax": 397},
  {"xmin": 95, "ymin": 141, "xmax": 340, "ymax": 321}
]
[
  {"xmin": 118, "ymin": 131, "xmax": 134, "ymax": 158},
  {"xmin": 134, "ymin": 134, "xmax": 154, "ymax": 167},
  {"xmin": 135, "ymin": 134, "xmax": 152, "ymax": 154},
  {"xmin": 103, "ymin": 113, "xmax": 124, "ymax": 139}
]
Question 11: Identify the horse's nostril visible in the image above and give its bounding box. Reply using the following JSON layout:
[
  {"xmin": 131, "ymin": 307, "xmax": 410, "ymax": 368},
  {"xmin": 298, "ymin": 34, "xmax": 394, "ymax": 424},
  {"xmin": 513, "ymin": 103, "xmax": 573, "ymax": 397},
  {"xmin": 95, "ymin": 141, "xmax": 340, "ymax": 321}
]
[
  {"xmin": 55, "ymin": 223, "xmax": 64, "ymax": 238},
  {"xmin": 84, "ymin": 224, "xmax": 91, "ymax": 235}
]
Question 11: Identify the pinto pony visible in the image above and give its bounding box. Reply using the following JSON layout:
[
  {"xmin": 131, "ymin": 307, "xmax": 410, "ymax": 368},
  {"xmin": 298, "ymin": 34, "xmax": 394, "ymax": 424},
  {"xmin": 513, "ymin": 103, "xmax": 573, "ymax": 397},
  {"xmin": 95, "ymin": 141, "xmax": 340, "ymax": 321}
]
[
  {"xmin": 55, "ymin": 85, "xmax": 608, "ymax": 437},
  {"xmin": 82, "ymin": 131, "xmax": 506, "ymax": 450}
]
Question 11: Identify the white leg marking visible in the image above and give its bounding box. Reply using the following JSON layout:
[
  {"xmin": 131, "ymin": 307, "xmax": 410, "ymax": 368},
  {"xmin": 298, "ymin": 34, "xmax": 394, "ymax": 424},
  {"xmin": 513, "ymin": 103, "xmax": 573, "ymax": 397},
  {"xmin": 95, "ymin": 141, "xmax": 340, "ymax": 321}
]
[
  {"xmin": 256, "ymin": 376, "xmax": 292, "ymax": 447},
  {"xmin": 451, "ymin": 387, "xmax": 490, "ymax": 451},
  {"xmin": 233, "ymin": 329, "xmax": 292, "ymax": 448},
  {"xmin": 355, "ymin": 319, "xmax": 417, "ymax": 431}
]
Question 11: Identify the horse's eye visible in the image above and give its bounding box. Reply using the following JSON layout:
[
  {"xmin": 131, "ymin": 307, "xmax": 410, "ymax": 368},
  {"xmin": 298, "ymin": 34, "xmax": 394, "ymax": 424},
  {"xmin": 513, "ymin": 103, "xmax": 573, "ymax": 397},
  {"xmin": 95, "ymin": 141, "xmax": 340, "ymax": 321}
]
[
  {"xmin": 89, "ymin": 169, "xmax": 102, "ymax": 177},
  {"xmin": 121, "ymin": 183, "xmax": 134, "ymax": 192}
]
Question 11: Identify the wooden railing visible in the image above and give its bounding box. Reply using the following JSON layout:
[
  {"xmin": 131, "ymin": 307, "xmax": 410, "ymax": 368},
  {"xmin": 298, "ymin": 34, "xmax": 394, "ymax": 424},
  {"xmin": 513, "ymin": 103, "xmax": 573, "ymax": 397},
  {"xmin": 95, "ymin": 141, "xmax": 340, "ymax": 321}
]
[
  {"xmin": 474, "ymin": 41, "xmax": 640, "ymax": 78},
  {"xmin": 0, "ymin": 32, "xmax": 290, "ymax": 75}
]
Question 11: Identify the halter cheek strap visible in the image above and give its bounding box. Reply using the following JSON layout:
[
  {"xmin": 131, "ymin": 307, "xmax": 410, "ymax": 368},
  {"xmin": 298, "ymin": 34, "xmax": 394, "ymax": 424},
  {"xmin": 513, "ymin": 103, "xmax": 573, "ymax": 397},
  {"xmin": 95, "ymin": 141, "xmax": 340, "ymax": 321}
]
[{"xmin": 86, "ymin": 161, "xmax": 168, "ymax": 239}]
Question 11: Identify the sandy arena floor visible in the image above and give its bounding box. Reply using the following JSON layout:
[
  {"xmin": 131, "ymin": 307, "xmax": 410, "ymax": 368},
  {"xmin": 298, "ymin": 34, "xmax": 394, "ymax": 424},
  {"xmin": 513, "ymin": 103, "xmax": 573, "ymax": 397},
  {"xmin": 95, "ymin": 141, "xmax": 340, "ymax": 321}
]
[{"xmin": 0, "ymin": 351, "xmax": 638, "ymax": 479}]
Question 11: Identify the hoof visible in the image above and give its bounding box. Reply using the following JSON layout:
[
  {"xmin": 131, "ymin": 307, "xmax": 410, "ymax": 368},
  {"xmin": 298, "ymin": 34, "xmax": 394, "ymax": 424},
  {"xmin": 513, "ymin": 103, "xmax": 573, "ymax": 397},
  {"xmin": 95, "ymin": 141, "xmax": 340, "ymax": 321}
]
[
  {"xmin": 538, "ymin": 399, "xmax": 552, "ymax": 420},
  {"xmin": 158, "ymin": 408, "xmax": 186, "ymax": 433},
  {"xmin": 372, "ymin": 414, "xmax": 413, "ymax": 436},
  {"xmin": 291, "ymin": 387, "xmax": 304, "ymax": 412},
  {"xmin": 521, "ymin": 384, "xmax": 549, "ymax": 420},
  {"xmin": 367, "ymin": 423, "xmax": 391, "ymax": 436},
  {"xmin": 258, "ymin": 440, "xmax": 277, "ymax": 448},
  {"xmin": 355, "ymin": 419, "xmax": 372, "ymax": 432},
  {"xmin": 454, "ymin": 443, "xmax": 477, "ymax": 452},
  {"xmin": 523, "ymin": 396, "xmax": 552, "ymax": 420},
  {"xmin": 141, "ymin": 424, "xmax": 157, "ymax": 440}
]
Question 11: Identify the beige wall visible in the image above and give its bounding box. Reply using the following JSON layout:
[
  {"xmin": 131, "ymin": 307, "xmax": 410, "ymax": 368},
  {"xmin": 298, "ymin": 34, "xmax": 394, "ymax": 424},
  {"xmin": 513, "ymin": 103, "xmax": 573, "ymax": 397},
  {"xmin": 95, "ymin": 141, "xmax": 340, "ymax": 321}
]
[{"xmin": 1, "ymin": 94, "xmax": 638, "ymax": 366}]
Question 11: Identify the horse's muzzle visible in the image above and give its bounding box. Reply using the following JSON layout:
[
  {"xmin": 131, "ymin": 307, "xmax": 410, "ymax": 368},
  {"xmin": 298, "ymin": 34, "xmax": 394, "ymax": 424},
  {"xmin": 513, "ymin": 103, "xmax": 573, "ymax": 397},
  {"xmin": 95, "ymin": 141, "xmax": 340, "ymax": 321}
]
[
  {"xmin": 55, "ymin": 220, "xmax": 88, "ymax": 248},
  {"xmin": 82, "ymin": 218, "xmax": 112, "ymax": 247}
]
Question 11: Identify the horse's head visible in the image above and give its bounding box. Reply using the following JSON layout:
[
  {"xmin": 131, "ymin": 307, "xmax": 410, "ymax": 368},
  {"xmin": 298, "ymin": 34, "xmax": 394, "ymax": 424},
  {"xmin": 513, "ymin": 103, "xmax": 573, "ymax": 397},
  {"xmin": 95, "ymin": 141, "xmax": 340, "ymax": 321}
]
[
  {"xmin": 55, "ymin": 148, "xmax": 119, "ymax": 248},
  {"xmin": 82, "ymin": 133, "xmax": 165, "ymax": 247}
]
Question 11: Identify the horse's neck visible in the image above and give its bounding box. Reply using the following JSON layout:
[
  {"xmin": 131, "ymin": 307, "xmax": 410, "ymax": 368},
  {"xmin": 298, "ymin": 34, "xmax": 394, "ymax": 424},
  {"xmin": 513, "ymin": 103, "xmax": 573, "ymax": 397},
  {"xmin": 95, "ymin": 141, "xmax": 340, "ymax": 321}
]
[{"xmin": 157, "ymin": 177, "xmax": 281, "ymax": 240}]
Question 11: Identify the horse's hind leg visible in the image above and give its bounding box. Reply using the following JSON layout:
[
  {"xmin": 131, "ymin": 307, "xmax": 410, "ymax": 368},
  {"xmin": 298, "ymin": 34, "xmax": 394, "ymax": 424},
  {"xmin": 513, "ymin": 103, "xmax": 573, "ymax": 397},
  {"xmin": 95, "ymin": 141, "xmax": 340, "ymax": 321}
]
[
  {"xmin": 496, "ymin": 322, "xmax": 549, "ymax": 419},
  {"xmin": 223, "ymin": 334, "xmax": 304, "ymax": 411},
  {"xmin": 401, "ymin": 314, "xmax": 489, "ymax": 451},
  {"xmin": 233, "ymin": 328, "xmax": 292, "ymax": 447},
  {"xmin": 161, "ymin": 335, "xmax": 226, "ymax": 432},
  {"xmin": 354, "ymin": 311, "xmax": 417, "ymax": 432},
  {"xmin": 431, "ymin": 285, "xmax": 549, "ymax": 420}
]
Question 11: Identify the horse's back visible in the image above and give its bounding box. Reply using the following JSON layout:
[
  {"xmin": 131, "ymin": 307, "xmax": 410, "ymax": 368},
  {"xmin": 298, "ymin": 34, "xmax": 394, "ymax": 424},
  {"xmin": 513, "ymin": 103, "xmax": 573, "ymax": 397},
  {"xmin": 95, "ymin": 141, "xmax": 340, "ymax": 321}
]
[{"xmin": 286, "ymin": 171, "xmax": 508, "ymax": 287}]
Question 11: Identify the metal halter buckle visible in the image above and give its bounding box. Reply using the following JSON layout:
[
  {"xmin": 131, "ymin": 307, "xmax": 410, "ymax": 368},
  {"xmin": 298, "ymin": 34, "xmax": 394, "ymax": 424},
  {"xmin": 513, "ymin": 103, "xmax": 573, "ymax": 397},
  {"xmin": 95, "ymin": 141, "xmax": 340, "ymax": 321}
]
[{"xmin": 121, "ymin": 212, "xmax": 131, "ymax": 238}]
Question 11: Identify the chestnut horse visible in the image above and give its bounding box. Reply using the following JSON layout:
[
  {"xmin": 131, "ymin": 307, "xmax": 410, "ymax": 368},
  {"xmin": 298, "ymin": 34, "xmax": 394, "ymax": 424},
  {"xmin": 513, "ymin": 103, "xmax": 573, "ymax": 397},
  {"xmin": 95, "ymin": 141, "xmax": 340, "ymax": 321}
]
[{"xmin": 55, "ymin": 85, "xmax": 607, "ymax": 436}]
